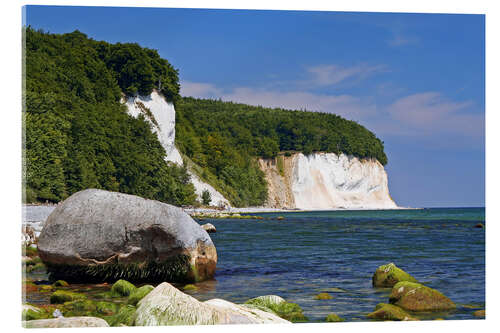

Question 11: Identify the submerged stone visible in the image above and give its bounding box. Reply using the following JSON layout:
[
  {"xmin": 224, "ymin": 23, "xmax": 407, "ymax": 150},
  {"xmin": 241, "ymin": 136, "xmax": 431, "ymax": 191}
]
[
  {"xmin": 473, "ymin": 309, "xmax": 485, "ymax": 317},
  {"xmin": 245, "ymin": 295, "xmax": 307, "ymax": 322},
  {"xmin": 111, "ymin": 279, "xmax": 136, "ymax": 296},
  {"xmin": 325, "ymin": 313, "xmax": 345, "ymax": 322},
  {"xmin": 37, "ymin": 189, "xmax": 217, "ymax": 283},
  {"xmin": 128, "ymin": 285, "xmax": 155, "ymax": 306},
  {"xmin": 372, "ymin": 263, "xmax": 418, "ymax": 287},
  {"xmin": 183, "ymin": 284, "xmax": 198, "ymax": 291},
  {"xmin": 53, "ymin": 280, "xmax": 69, "ymax": 287},
  {"xmin": 201, "ymin": 223, "xmax": 216, "ymax": 233},
  {"xmin": 106, "ymin": 305, "xmax": 137, "ymax": 326},
  {"xmin": 50, "ymin": 290, "xmax": 87, "ymax": 304},
  {"xmin": 314, "ymin": 292, "xmax": 333, "ymax": 300},
  {"xmin": 367, "ymin": 303, "xmax": 418, "ymax": 321},
  {"xmin": 389, "ymin": 281, "xmax": 456, "ymax": 311},
  {"xmin": 22, "ymin": 304, "xmax": 44, "ymax": 321}
]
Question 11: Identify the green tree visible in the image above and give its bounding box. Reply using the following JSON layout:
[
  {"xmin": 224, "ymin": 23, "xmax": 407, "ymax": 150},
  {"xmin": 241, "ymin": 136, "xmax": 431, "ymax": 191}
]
[{"xmin": 201, "ymin": 190, "xmax": 212, "ymax": 206}]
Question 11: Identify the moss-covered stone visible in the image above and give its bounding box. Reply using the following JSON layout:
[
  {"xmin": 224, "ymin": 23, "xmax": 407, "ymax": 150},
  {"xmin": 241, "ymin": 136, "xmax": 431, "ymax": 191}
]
[
  {"xmin": 183, "ymin": 284, "xmax": 198, "ymax": 291},
  {"xmin": 22, "ymin": 304, "xmax": 47, "ymax": 321},
  {"xmin": 96, "ymin": 301, "xmax": 120, "ymax": 316},
  {"xmin": 60, "ymin": 299, "xmax": 97, "ymax": 316},
  {"xmin": 110, "ymin": 279, "xmax": 136, "ymax": 297},
  {"xmin": 128, "ymin": 285, "xmax": 154, "ymax": 306},
  {"xmin": 367, "ymin": 303, "xmax": 418, "ymax": 321},
  {"xmin": 325, "ymin": 313, "xmax": 344, "ymax": 322},
  {"xmin": 50, "ymin": 290, "xmax": 87, "ymax": 304},
  {"xmin": 53, "ymin": 280, "xmax": 69, "ymax": 287},
  {"xmin": 26, "ymin": 262, "xmax": 46, "ymax": 273},
  {"xmin": 23, "ymin": 245, "xmax": 38, "ymax": 258},
  {"xmin": 106, "ymin": 305, "xmax": 137, "ymax": 326},
  {"xmin": 314, "ymin": 292, "xmax": 333, "ymax": 300},
  {"xmin": 389, "ymin": 282, "xmax": 456, "ymax": 311},
  {"xmin": 25, "ymin": 256, "xmax": 42, "ymax": 266},
  {"xmin": 244, "ymin": 295, "xmax": 307, "ymax": 322},
  {"xmin": 473, "ymin": 309, "xmax": 485, "ymax": 317},
  {"xmin": 40, "ymin": 285, "xmax": 54, "ymax": 292},
  {"xmin": 372, "ymin": 263, "xmax": 418, "ymax": 287}
]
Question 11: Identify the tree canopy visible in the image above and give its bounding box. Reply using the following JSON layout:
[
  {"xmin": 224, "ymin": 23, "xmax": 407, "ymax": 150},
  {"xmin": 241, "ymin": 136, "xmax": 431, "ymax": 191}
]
[{"xmin": 24, "ymin": 27, "xmax": 195, "ymax": 205}]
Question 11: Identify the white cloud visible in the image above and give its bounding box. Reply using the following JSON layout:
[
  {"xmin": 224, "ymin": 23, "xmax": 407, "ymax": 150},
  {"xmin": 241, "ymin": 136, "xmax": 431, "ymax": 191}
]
[
  {"xmin": 386, "ymin": 92, "xmax": 482, "ymax": 137},
  {"xmin": 180, "ymin": 81, "xmax": 221, "ymax": 98},
  {"xmin": 305, "ymin": 64, "xmax": 387, "ymax": 86},
  {"xmin": 387, "ymin": 33, "xmax": 418, "ymax": 47}
]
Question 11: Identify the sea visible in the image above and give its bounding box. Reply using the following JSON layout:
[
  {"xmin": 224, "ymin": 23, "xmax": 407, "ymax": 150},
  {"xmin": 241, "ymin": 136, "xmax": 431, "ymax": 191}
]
[
  {"xmin": 24, "ymin": 207, "xmax": 485, "ymax": 322},
  {"xmin": 188, "ymin": 208, "xmax": 485, "ymax": 321}
]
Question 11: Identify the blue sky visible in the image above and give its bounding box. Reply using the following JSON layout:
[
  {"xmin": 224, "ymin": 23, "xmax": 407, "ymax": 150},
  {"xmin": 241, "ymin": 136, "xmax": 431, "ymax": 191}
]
[{"xmin": 25, "ymin": 6, "xmax": 485, "ymax": 207}]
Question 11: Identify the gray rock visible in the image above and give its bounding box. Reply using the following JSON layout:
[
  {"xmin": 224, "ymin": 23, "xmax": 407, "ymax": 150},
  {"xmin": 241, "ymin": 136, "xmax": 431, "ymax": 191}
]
[
  {"xmin": 22, "ymin": 317, "xmax": 109, "ymax": 328},
  {"xmin": 38, "ymin": 189, "xmax": 217, "ymax": 283},
  {"xmin": 201, "ymin": 223, "xmax": 216, "ymax": 233}
]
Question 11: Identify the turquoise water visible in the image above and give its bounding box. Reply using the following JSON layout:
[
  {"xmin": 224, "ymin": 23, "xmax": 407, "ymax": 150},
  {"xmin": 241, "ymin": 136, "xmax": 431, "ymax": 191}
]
[{"xmin": 189, "ymin": 208, "xmax": 485, "ymax": 322}]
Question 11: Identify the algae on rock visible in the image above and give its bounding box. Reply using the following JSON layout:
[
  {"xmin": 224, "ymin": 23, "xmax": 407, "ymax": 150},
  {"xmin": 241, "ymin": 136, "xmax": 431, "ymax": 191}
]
[
  {"xmin": 389, "ymin": 281, "xmax": 456, "ymax": 312},
  {"xmin": 372, "ymin": 263, "xmax": 418, "ymax": 287},
  {"xmin": 111, "ymin": 279, "xmax": 137, "ymax": 297},
  {"xmin": 367, "ymin": 303, "xmax": 418, "ymax": 321},
  {"xmin": 128, "ymin": 285, "xmax": 154, "ymax": 306}
]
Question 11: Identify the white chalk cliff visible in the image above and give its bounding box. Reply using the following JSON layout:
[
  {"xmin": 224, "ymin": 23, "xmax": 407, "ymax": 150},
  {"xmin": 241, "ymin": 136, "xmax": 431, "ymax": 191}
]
[
  {"xmin": 124, "ymin": 91, "xmax": 230, "ymax": 207},
  {"xmin": 259, "ymin": 153, "xmax": 397, "ymax": 210},
  {"xmin": 124, "ymin": 91, "xmax": 396, "ymax": 210}
]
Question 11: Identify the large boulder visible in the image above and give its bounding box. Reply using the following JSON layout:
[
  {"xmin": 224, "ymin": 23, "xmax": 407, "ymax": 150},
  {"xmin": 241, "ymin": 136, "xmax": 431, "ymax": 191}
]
[
  {"xmin": 372, "ymin": 263, "xmax": 418, "ymax": 287},
  {"xmin": 134, "ymin": 282, "xmax": 289, "ymax": 325},
  {"xmin": 22, "ymin": 317, "xmax": 110, "ymax": 328},
  {"xmin": 37, "ymin": 189, "xmax": 217, "ymax": 283},
  {"xmin": 389, "ymin": 282, "xmax": 456, "ymax": 311}
]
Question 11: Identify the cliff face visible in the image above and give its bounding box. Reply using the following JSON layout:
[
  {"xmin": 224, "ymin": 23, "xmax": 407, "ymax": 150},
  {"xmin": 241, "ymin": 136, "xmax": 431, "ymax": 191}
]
[
  {"xmin": 124, "ymin": 91, "xmax": 230, "ymax": 207},
  {"xmin": 259, "ymin": 153, "xmax": 397, "ymax": 210}
]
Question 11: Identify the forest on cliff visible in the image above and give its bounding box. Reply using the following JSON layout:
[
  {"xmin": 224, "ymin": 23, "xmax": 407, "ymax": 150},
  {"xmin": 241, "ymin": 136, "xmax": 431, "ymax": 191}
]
[{"xmin": 24, "ymin": 28, "xmax": 388, "ymax": 207}]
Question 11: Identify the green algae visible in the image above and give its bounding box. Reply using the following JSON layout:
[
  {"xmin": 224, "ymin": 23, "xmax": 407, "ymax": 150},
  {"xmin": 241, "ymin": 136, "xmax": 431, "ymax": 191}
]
[
  {"xmin": 182, "ymin": 284, "xmax": 198, "ymax": 291},
  {"xmin": 372, "ymin": 263, "xmax": 418, "ymax": 288},
  {"xmin": 367, "ymin": 303, "xmax": 418, "ymax": 321},
  {"xmin": 473, "ymin": 309, "xmax": 485, "ymax": 317},
  {"xmin": 50, "ymin": 290, "xmax": 87, "ymax": 304},
  {"xmin": 53, "ymin": 280, "xmax": 69, "ymax": 287},
  {"xmin": 325, "ymin": 313, "xmax": 345, "ymax": 322},
  {"xmin": 389, "ymin": 281, "xmax": 456, "ymax": 311},
  {"xmin": 45, "ymin": 254, "xmax": 192, "ymax": 283},
  {"xmin": 314, "ymin": 292, "xmax": 333, "ymax": 300},
  {"xmin": 106, "ymin": 305, "xmax": 137, "ymax": 326},
  {"xmin": 128, "ymin": 285, "xmax": 154, "ymax": 306},
  {"xmin": 110, "ymin": 280, "xmax": 137, "ymax": 297},
  {"xmin": 245, "ymin": 295, "xmax": 307, "ymax": 323}
]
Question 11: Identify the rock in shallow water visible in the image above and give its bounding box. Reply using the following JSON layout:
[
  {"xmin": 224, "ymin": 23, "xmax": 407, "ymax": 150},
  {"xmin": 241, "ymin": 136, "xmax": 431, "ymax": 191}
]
[
  {"xmin": 389, "ymin": 281, "xmax": 456, "ymax": 311},
  {"xmin": 367, "ymin": 303, "xmax": 418, "ymax": 321},
  {"xmin": 37, "ymin": 189, "xmax": 217, "ymax": 283},
  {"xmin": 201, "ymin": 223, "xmax": 216, "ymax": 233},
  {"xmin": 372, "ymin": 263, "xmax": 418, "ymax": 287}
]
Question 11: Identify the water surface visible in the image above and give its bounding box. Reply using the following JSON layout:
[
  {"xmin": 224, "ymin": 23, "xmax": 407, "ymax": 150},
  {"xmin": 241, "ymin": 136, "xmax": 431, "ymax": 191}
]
[{"xmin": 190, "ymin": 208, "xmax": 485, "ymax": 321}]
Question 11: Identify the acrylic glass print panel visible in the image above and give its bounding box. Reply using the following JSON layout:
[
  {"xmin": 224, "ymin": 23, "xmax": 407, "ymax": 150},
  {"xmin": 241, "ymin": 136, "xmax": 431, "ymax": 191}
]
[{"xmin": 22, "ymin": 5, "xmax": 485, "ymax": 328}]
